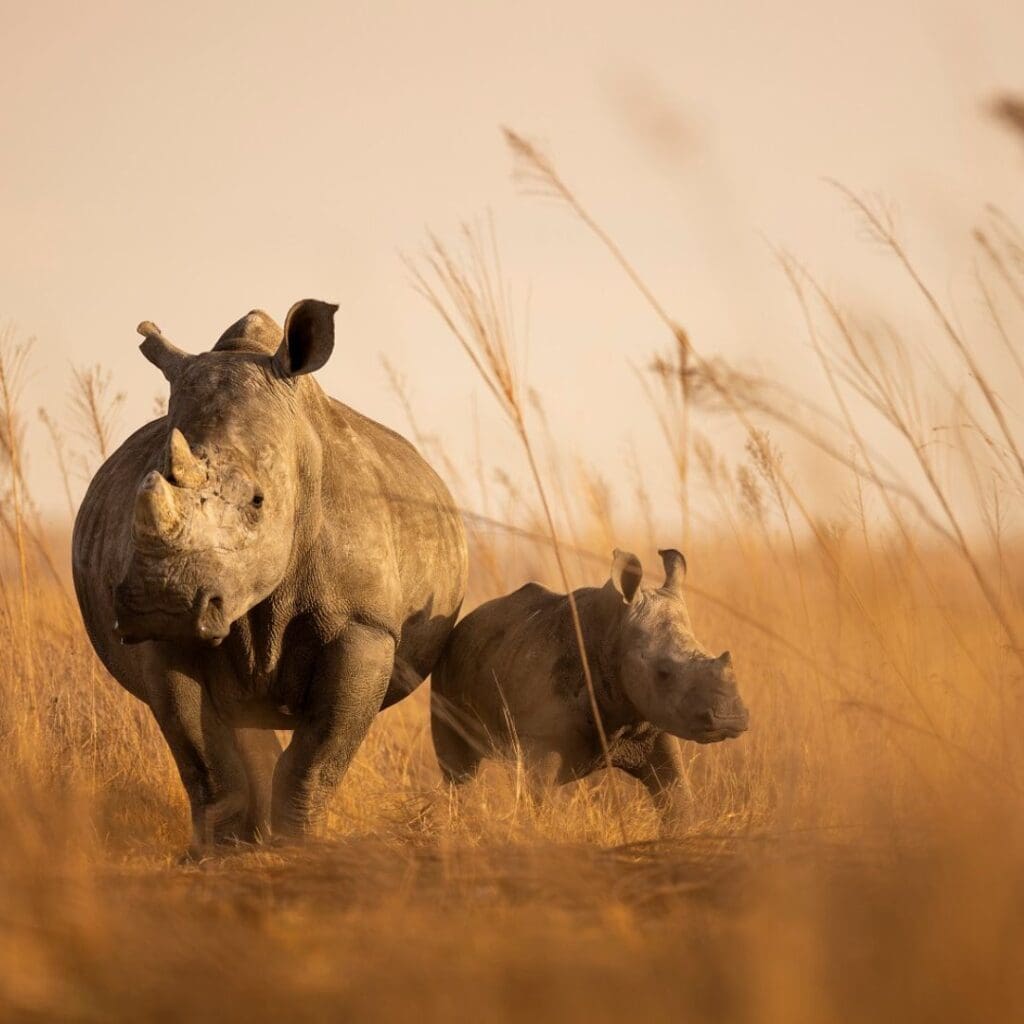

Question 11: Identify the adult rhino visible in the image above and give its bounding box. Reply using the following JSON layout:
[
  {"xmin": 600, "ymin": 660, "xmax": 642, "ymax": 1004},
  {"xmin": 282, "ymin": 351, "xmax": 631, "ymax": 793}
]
[{"xmin": 73, "ymin": 300, "xmax": 467, "ymax": 853}]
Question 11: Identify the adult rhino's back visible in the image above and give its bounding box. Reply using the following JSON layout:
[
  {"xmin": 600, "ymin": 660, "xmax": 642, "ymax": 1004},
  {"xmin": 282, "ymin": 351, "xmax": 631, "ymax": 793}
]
[
  {"xmin": 331, "ymin": 397, "xmax": 467, "ymax": 603},
  {"xmin": 321, "ymin": 398, "xmax": 468, "ymax": 703}
]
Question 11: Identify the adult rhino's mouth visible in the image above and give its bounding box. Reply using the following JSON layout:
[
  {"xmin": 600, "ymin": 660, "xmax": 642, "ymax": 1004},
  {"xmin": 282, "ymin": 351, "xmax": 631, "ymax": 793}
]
[{"xmin": 113, "ymin": 584, "xmax": 230, "ymax": 647}]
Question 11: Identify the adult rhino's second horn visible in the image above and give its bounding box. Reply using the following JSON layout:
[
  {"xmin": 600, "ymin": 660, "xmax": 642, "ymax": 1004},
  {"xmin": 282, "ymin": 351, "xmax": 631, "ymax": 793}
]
[
  {"xmin": 133, "ymin": 471, "xmax": 183, "ymax": 542},
  {"xmin": 168, "ymin": 428, "xmax": 205, "ymax": 489}
]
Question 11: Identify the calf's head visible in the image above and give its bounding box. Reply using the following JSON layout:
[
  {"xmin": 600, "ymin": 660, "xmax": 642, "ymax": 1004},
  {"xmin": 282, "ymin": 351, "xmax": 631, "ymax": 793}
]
[
  {"xmin": 605, "ymin": 548, "xmax": 749, "ymax": 743},
  {"xmin": 113, "ymin": 299, "xmax": 337, "ymax": 646}
]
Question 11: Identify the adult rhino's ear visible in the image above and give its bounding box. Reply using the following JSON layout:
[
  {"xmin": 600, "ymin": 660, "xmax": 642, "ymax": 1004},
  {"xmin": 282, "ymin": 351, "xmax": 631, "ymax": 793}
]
[
  {"xmin": 137, "ymin": 322, "xmax": 190, "ymax": 383},
  {"xmin": 275, "ymin": 299, "xmax": 338, "ymax": 377},
  {"xmin": 658, "ymin": 548, "xmax": 687, "ymax": 596},
  {"xmin": 610, "ymin": 548, "xmax": 643, "ymax": 604}
]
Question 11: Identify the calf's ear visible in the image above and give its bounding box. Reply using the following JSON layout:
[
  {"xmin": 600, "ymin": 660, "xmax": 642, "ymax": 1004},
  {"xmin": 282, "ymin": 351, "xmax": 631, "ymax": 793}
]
[
  {"xmin": 275, "ymin": 299, "xmax": 338, "ymax": 377},
  {"xmin": 658, "ymin": 548, "xmax": 687, "ymax": 596},
  {"xmin": 611, "ymin": 548, "xmax": 643, "ymax": 604}
]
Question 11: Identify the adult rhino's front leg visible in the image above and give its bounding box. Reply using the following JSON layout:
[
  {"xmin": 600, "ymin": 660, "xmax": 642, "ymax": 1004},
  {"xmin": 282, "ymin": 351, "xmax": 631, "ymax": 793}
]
[
  {"xmin": 142, "ymin": 649, "xmax": 253, "ymax": 857},
  {"xmin": 272, "ymin": 622, "xmax": 395, "ymax": 838}
]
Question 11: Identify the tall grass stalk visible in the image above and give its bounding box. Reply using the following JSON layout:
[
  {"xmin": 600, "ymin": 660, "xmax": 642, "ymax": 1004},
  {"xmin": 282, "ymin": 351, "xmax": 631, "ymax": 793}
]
[
  {"xmin": 504, "ymin": 128, "xmax": 694, "ymax": 548},
  {"xmin": 0, "ymin": 327, "xmax": 33, "ymax": 629},
  {"xmin": 70, "ymin": 365, "xmax": 125, "ymax": 471},
  {"xmin": 38, "ymin": 408, "xmax": 76, "ymax": 522},
  {"xmin": 408, "ymin": 221, "xmax": 629, "ymax": 843}
]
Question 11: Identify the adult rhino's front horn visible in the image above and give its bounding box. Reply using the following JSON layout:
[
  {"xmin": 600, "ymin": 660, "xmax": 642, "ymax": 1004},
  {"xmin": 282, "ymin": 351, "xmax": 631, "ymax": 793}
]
[{"xmin": 133, "ymin": 470, "xmax": 183, "ymax": 543}]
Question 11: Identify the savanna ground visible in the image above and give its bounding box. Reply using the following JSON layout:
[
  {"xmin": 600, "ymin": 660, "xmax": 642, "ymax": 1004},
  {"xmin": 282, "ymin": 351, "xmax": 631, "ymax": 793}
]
[{"xmin": 3, "ymin": 135, "xmax": 1024, "ymax": 1022}]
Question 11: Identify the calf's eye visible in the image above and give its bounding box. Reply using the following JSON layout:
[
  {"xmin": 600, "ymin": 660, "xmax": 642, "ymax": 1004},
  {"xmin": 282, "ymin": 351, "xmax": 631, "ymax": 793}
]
[{"xmin": 252, "ymin": 492, "xmax": 264, "ymax": 509}]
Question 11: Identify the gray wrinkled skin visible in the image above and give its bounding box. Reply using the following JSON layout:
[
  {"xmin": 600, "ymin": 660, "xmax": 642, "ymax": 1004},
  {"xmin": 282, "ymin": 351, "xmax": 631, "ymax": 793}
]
[
  {"xmin": 72, "ymin": 301, "xmax": 467, "ymax": 853},
  {"xmin": 431, "ymin": 549, "xmax": 748, "ymax": 819}
]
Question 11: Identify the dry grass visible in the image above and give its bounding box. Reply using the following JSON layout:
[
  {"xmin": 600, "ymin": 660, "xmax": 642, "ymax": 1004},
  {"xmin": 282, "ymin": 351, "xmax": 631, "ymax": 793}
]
[
  {"xmin": 3, "ymin": 536, "xmax": 1022, "ymax": 1023},
  {"xmin": 3, "ymin": 137, "xmax": 1024, "ymax": 1023}
]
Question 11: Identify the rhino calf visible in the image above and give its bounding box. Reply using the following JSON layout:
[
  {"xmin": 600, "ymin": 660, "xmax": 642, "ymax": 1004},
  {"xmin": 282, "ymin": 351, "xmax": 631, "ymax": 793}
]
[{"xmin": 430, "ymin": 548, "xmax": 748, "ymax": 816}]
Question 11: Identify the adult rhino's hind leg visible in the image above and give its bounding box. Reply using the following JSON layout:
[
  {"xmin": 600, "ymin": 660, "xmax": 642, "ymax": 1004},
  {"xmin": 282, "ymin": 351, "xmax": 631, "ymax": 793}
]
[
  {"xmin": 143, "ymin": 652, "xmax": 254, "ymax": 856},
  {"xmin": 271, "ymin": 623, "xmax": 395, "ymax": 838},
  {"xmin": 235, "ymin": 728, "xmax": 283, "ymax": 842}
]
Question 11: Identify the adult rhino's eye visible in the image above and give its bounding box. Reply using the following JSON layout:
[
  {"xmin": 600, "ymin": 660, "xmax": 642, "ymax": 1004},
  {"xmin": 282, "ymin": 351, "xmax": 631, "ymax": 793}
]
[{"xmin": 252, "ymin": 492, "xmax": 264, "ymax": 509}]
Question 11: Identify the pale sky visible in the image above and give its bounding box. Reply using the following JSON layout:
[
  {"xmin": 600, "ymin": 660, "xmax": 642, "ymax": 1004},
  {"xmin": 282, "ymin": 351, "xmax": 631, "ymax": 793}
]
[{"xmin": 3, "ymin": 1, "xmax": 1023, "ymax": 532}]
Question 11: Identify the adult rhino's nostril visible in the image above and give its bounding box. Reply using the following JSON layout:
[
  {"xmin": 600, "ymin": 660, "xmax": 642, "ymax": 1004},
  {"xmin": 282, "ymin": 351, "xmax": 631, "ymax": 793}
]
[
  {"xmin": 698, "ymin": 709, "xmax": 716, "ymax": 729},
  {"xmin": 195, "ymin": 592, "xmax": 229, "ymax": 643}
]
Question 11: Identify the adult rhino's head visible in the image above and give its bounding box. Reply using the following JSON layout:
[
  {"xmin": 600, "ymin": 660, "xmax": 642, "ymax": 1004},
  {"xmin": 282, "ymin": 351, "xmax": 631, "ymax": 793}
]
[
  {"xmin": 113, "ymin": 299, "xmax": 337, "ymax": 646},
  {"xmin": 605, "ymin": 548, "xmax": 749, "ymax": 744}
]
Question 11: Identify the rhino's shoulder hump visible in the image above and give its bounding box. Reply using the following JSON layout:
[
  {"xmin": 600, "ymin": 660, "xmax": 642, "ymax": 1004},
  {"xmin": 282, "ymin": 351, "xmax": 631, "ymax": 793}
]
[
  {"xmin": 512, "ymin": 580, "xmax": 556, "ymax": 602},
  {"xmin": 455, "ymin": 582, "xmax": 562, "ymax": 648},
  {"xmin": 213, "ymin": 310, "xmax": 282, "ymax": 355},
  {"xmin": 494, "ymin": 580, "xmax": 560, "ymax": 616},
  {"xmin": 438, "ymin": 582, "xmax": 557, "ymax": 681}
]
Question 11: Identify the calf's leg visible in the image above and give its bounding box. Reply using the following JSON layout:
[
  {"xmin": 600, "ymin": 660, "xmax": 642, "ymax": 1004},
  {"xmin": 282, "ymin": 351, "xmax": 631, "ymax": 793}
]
[
  {"xmin": 521, "ymin": 748, "xmax": 568, "ymax": 808},
  {"xmin": 622, "ymin": 732, "xmax": 691, "ymax": 826}
]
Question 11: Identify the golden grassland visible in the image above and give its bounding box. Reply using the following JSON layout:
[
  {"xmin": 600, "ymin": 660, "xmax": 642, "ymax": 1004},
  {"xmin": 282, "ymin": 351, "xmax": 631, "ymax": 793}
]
[
  {"xmin": 3, "ymin": 136, "xmax": 1024, "ymax": 1022},
  {"xmin": 2, "ymin": 535, "xmax": 1022, "ymax": 1023}
]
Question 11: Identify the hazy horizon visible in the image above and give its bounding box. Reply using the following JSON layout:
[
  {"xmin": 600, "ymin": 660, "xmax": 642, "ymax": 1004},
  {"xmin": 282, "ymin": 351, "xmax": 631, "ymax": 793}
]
[{"xmin": 4, "ymin": 0, "xmax": 1023, "ymax": 531}]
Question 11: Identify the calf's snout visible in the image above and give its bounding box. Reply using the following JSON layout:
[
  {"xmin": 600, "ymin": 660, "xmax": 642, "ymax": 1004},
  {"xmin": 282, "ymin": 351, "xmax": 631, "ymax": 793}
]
[
  {"xmin": 693, "ymin": 693, "xmax": 749, "ymax": 741},
  {"xmin": 706, "ymin": 695, "xmax": 749, "ymax": 729}
]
